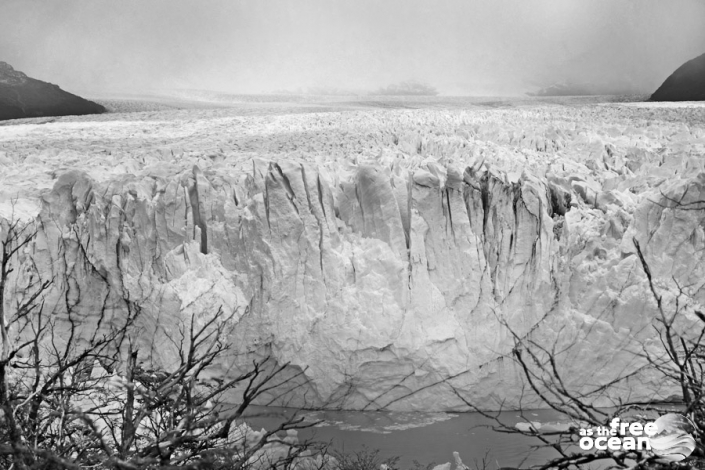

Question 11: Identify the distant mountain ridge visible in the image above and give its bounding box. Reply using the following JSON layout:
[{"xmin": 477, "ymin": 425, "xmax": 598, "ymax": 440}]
[
  {"xmin": 372, "ymin": 80, "xmax": 439, "ymax": 96},
  {"xmin": 0, "ymin": 61, "xmax": 105, "ymax": 121},
  {"xmin": 527, "ymin": 80, "xmax": 639, "ymax": 97},
  {"xmin": 527, "ymin": 81, "xmax": 594, "ymax": 97},
  {"xmin": 650, "ymin": 52, "xmax": 705, "ymax": 102}
]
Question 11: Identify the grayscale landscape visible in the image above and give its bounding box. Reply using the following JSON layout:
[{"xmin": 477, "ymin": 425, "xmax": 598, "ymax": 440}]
[{"xmin": 2, "ymin": 1, "xmax": 705, "ymax": 469}]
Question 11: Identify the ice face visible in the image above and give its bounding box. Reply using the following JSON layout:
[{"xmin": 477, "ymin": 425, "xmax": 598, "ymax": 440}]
[{"xmin": 2, "ymin": 99, "xmax": 705, "ymax": 411}]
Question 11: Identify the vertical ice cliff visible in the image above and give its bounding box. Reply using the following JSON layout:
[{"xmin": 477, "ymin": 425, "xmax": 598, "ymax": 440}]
[
  {"xmin": 1, "ymin": 157, "xmax": 605, "ymax": 410},
  {"xmin": 3, "ymin": 105, "xmax": 705, "ymax": 410}
]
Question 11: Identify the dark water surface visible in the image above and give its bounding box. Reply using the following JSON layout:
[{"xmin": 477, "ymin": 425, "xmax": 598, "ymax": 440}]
[{"xmin": 244, "ymin": 407, "xmax": 569, "ymax": 469}]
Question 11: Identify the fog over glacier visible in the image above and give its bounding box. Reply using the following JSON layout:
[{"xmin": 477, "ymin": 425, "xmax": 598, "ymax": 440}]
[{"xmin": 1, "ymin": 0, "xmax": 705, "ymax": 95}]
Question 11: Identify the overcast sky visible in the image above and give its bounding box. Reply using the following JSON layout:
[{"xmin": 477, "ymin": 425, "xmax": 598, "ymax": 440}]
[{"xmin": 1, "ymin": 0, "xmax": 704, "ymax": 95}]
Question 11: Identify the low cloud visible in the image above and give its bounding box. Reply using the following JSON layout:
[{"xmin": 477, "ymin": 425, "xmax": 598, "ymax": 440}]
[{"xmin": 1, "ymin": 0, "xmax": 704, "ymax": 95}]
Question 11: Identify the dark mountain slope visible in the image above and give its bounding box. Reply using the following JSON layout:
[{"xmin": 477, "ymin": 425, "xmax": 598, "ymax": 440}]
[
  {"xmin": 0, "ymin": 61, "xmax": 105, "ymax": 121},
  {"xmin": 651, "ymin": 52, "xmax": 705, "ymax": 102}
]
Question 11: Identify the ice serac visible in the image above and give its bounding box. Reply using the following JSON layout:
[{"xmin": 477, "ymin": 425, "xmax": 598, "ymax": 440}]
[
  {"xmin": 7, "ymin": 107, "xmax": 705, "ymax": 410},
  {"xmin": 6, "ymin": 100, "xmax": 705, "ymax": 413},
  {"xmin": 4, "ymin": 151, "xmax": 583, "ymax": 411}
]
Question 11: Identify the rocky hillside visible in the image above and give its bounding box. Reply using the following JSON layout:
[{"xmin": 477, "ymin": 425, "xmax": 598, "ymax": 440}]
[
  {"xmin": 651, "ymin": 52, "xmax": 705, "ymax": 101},
  {"xmin": 0, "ymin": 61, "xmax": 105, "ymax": 120},
  {"xmin": 2, "ymin": 103, "xmax": 705, "ymax": 411}
]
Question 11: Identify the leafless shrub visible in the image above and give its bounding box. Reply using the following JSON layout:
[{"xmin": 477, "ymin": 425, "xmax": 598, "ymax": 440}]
[
  {"xmin": 0, "ymin": 217, "xmax": 328, "ymax": 470},
  {"xmin": 448, "ymin": 233, "xmax": 705, "ymax": 469}
]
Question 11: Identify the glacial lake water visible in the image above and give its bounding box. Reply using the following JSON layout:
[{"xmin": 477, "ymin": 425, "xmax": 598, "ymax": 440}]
[{"xmin": 244, "ymin": 407, "xmax": 571, "ymax": 469}]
